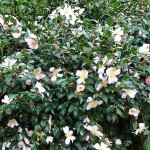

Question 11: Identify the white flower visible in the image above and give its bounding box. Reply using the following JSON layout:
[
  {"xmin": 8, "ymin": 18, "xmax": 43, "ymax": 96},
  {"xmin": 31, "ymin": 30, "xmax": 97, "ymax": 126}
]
[
  {"xmin": 25, "ymin": 80, "xmax": 31, "ymax": 85},
  {"xmin": 86, "ymin": 125, "xmax": 103, "ymax": 138},
  {"xmin": 48, "ymin": 10, "xmax": 57, "ymax": 20},
  {"xmin": 2, "ymin": 58, "xmax": 17, "ymax": 69},
  {"xmin": 128, "ymin": 108, "xmax": 140, "ymax": 117},
  {"xmin": 59, "ymin": 4, "xmax": 74, "ymax": 19},
  {"xmin": 25, "ymin": 37, "xmax": 38, "ymax": 49},
  {"xmin": 11, "ymin": 27, "xmax": 22, "ymax": 39},
  {"xmin": 7, "ymin": 119, "xmax": 19, "ymax": 128},
  {"xmin": 93, "ymin": 142, "xmax": 110, "ymax": 150},
  {"xmin": 63, "ymin": 126, "xmax": 76, "ymax": 145},
  {"xmin": 46, "ymin": 136, "xmax": 53, "ymax": 144},
  {"xmin": 139, "ymin": 43, "xmax": 149, "ymax": 55},
  {"xmin": 25, "ymin": 128, "xmax": 33, "ymax": 137},
  {"xmin": 135, "ymin": 123, "xmax": 148, "ymax": 135},
  {"xmin": 49, "ymin": 67, "xmax": 63, "ymax": 81},
  {"xmin": 2, "ymin": 95, "xmax": 12, "ymax": 104},
  {"xmin": 102, "ymin": 56, "xmax": 113, "ymax": 66},
  {"xmin": 18, "ymin": 141, "xmax": 31, "ymax": 150},
  {"xmin": 86, "ymin": 97, "xmax": 103, "ymax": 110},
  {"xmin": 48, "ymin": 115, "xmax": 52, "ymax": 130},
  {"xmin": 83, "ymin": 117, "xmax": 90, "ymax": 124},
  {"xmin": 35, "ymin": 82, "xmax": 46, "ymax": 93},
  {"xmin": 94, "ymin": 56, "xmax": 100, "ymax": 64},
  {"xmin": 34, "ymin": 68, "xmax": 45, "ymax": 80},
  {"xmin": 98, "ymin": 66, "xmax": 105, "ymax": 79},
  {"xmin": 76, "ymin": 85, "xmax": 85, "ymax": 92},
  {"xmin": 112, "ymin": 27, "xmax": 124, "ymax": 43},
  {"xmin": 115, "ymin": 139, "xmax": 122, "ymax": 145},
  {"xmin": 96, "ymin": 83, "xmax": 103, "ymax": 91},
  {"xmin": 106, "ymin": 67, "xmax": 120, "ymax": 84},
  {"xmin": 2, "ymin": 142, "xmax": 11, "ymax": 150},
  {"xmin": 76, "ymin": 70, "xmax": 88, "ymax": 84},
  {"xmin": 122, "ymin": 89, "xmax": 137, "ymax": 98},
  {"xmin": 0, "ymin": 15, "xmax": 4, "ymax": 25},
  {"xmin": 18, "ymin": 127, "xmax": 23, "ymax": 133}
]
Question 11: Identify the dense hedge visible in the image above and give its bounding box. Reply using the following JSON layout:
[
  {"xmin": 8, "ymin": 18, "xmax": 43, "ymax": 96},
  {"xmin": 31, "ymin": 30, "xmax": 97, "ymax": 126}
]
[{"xmin": 0, "ymin": 0, "xmax": 150, "ymax": 149}]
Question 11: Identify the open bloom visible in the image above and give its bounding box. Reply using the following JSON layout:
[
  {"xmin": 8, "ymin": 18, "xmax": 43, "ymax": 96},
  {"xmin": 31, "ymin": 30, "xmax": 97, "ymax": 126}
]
[
  {"xmin": 7, "ymin": 119, "xmax": 19, "ymax": 128},
  {"xmin": 122, "ymin": 89, "xmax": 137, "ymax": 98},
  {"xmin": 139, "ymin": 44, "xmax": 149, "ymax": 55},
  {"xmin": 49, "ymin": 67, "xmax": 63, "ymax": 81},
  {"xmin": 35, "ymin": 82, "xmax": 46, "ymax": 93},
  {"xmin": 86, "ymin": 125, "xmax": 103, "ymax": 138},
  {"xmin": 34, "ymin": 68, "xmax": 45, "ymax": 80},
  {"xmin": 106, "ymin": 67, "xmax": 120, "ymax": 84},
  {"xmin": 46, "ymin": 136, "xmax": 53, "ymax": 144},
  {"xmin": 135, "ymin": 123, "xmax": 148, "ymax": 135},
  {"xmin": 2, "ymin": 95, "xmax": 12, "ymax": 104},
  {"xmin": 25, "ymin": 37, "xmax": 38, "ymax": 49},
  {"xmin": 86, "ymin": 97, "xmax": 103, "ymax": 110},
  {"xmin": 63, "ymin": 126, "xmax": 76, "ymax": 145},
  {"xmin": 76, "ymin": 85, "xmax": 85, "ymax": 92},
  {"xmin": 128, "ymin": 108, "xmax": 140, "ymax": 117},
  {"xmin": 59, "ymin": 4, "xmax": 74, "ymax": 19},
  {"xmin": 93, "ymin": 142, "xmax": 110, "ymax": 150},
  {"xmin": 76, "ymin": 70, "xmax": 88, "ymax": 84}
]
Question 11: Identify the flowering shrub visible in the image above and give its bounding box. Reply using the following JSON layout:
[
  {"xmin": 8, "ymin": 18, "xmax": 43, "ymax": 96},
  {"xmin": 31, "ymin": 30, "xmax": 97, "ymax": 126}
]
[{"xmin": 0, "ymin": 0, "xmax": 150, "ymax": 149}]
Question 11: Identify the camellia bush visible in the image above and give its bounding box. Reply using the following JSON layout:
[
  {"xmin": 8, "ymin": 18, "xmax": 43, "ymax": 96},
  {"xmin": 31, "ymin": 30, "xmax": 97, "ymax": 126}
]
[{"xmin": 0, "ymin": 0, "xmax": 150, "ymax": 149}]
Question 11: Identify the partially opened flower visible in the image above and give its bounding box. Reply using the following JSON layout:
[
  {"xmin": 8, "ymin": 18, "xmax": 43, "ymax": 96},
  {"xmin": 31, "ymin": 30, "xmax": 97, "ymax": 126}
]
[
  {"xmin": 105, "ymin": 138, "xmax": 112, "ymax": 146},
  {"xmin": 112, "ymin": 27, "xmax": 124, "ymax": 43},
  {"xmin": 2, "ymin": 95, "xmax": 12, "ymax": 104},
  {"xmin": 139, "ymin": 44, "xmax": 149, "ymax": 55},
  {"xmin": 7, "ymin": 119, "xmax": 19, "ymax": 128},
  {"xmin": 145, "ymin": 78, "xmax": 150, "ymax": 85},
  {"xmin": 115, "ymin": 139, "xmax": 122, "ymax": 145},
  {"xmin": 2, "ymin": 58, "xmax": 17, "ymax": 69},
  {"xmin": 76, "ymin": 70, "xmax": 88, "ymax": 84},
  {"xmin": 25, "ymin": 37, "xmax": 38, "ymax": 49},
  {"xmin": 98, "ymin": 66, "xmax": 105, "ymax": 79},
  {"xmin": 86, "ymin": 97, "xmax": 103, "ymax": 110},
  {"xmin": 102, "ymin": 56, "xmax": 113, "ymax": 66},
  {"xmin": 122, "ymin": 89, "xmax": 137, "ymax": 98},
  {"xmin": 34, "ymin": 68, "xmax": 45, "ymax": 80},
  {"xmin": 86, "ymin": 125, "xmax": 103, "ymax": 138},
  {"xmin": 11, "ymin": 27, "xmax": 22, "ymax": 39},
  {"xmin": 76, "ymin": 84, "xmax": 85, "ymax": 92},
  {"xmin": 106, "ymin": 67, "xmax": 120, "ymax": 84},
  {"xmin": 128, "ymin": 108, "xmax": 140, "ymax": 117},
  {"xmin": 18, "ymin": 141, "xmax": 31, "ymax": 150},
  {"xmin": 46, "ymin": 136, "xmax": 54, "ymax": 144},
  {"xmin": 93, "ymin": 142, "xmax": 110, "ymax": 150},
  {"xmin": 63, "ymin": 126, "xmax": 76, "ymax": 145},
  {"xmin": 49, "ymin": 67, "xmax": 63, "ymax": 81},
  {"xmin": 135, "ymin": 123, "xmax": 148, "ymax": 135}
]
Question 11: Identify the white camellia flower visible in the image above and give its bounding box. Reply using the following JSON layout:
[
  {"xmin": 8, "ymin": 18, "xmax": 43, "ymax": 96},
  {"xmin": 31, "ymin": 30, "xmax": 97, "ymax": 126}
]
[
  {"xmin": 59, "ymin": 4, "xmax": 74, "ymax": 19},
  {"xmin": 98, "ymin": 66, "xmax": 105, "ymax": 79},
  {"xmin": 2, "ymin": 142, "xmax": 11, "ymax": 150},
  {"xmin": 94, "ymin": 56, "xmax": 100, "ymax": 64},
  {"xmin": 76, "ymin": 84, "xmax": 85, "ymax": 92},
  {"xmin": 86, "ymin": 125, "xmax": 103, "ymax": 138},
  {"xmin": 106, "ymin": 67, "xmax": 120, "ymax": 84},
  {"xmin": 76, "ymin": 70, "xmax": 88, "ymax": 84},
  {"xmin": 0, "ymin": 15, "xmax": 4, "ymax": 25},
  {"xmin": 128, "ymin": 108, "xmax": 140, "ymax": 117},
  {"xmin": 86, "ymin": 97, "xmax": 103, "ymax": 110},
  {"xmin": 2, "ymin": 58, "xmax": 17, "ymax": 69},
  {"xmin": 46, "ymin": 136, "xmax": 53, "ymax": 144},
  {"xmin": 63, "ymin": 126, "xmax": 76, "ymax": 145},
  {"xmin": 139, "ymin": 43, "xmax": 149, "ymax": 55},
  {"xmin": 102, "ymin": 56, "xmax": 113, "ymax": 66},
  {"xmin": 49, "ymin": 67, "xmax": 63, "ymax": 81},
  {"xmin": 7, "ymin": 119, "xmax": 19, "ymax": 128},
  {"xmin": 2, "ymin": 95, "xmax": 12, "ymax": 104},
  {"xmin": 35, "ymin": 82, "xmax": 46, "ymax": 93},
  {"xmin": 25, "ymin": 37, "xmax": 38, "ymax": 49},
  {"xmin": 135, "ymin": 123, "xmax": 148, "ymax": 135},
  {"xmin": 11, "ymin": 27, "xmax": 22, "ymax": 39},
  {"xmin": 112, "ymin": 27, "xmax": 124, "ymax": 43},
  {"xmin": 34, "ymin": 68, "xmax": 45, "ymax": 80},
  {"xmin": 18, "ymin": 141, "xmax": 31, "ymax": 150},
  {"xmin": 93, "ymin": 142, "xmax": 110, "ymax": 150},
  {"xmin": 115, "ymin": 139, "xmax": 122, "ymax": 145},
  {"xmin": 122, "ymin": 89, "xmax": 137, "ymax": 98}
]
